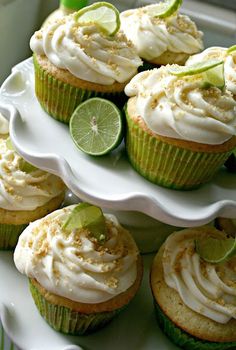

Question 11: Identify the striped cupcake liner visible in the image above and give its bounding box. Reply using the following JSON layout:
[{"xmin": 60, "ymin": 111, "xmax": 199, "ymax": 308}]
[
  {"xmin": 125, "ymin": 108, "xmax": 233, "ymax": 190},
  {"xmin": 29, "ymin": 279, "xmax": 124, "ymax": 335},
  {"xmin": 0, "ymin": 223, "xmax": 28, "ymax": 250},
  {"xmin": 33, "ymin": 56, "xmax": 126, "ymax": 124},
  {"xmin": 154, "ymin": 301, "xmax": 236, "ymax": 350}
]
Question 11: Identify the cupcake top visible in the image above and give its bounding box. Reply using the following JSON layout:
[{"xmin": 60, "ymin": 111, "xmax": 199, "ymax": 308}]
[
  {"xmin": 30, "ymin": 13, "xmax": 142, "ymax": 85},
  {"xmin": 186, "ymin": 46, "xmax": 236, "ymax": 95},
  {"xmin": 162, "ymin": 227, "xmax": 236, "ymax": 324},
  {"xmin": 125, "ymin": 65, "xmax": 236, "ymax": 144},
  {"xmin": 14, "ymin": 204, "xmax": 139, "ymax": 304},
  {"xmin": 0, "ymin": 113, "xmax": 9, "ymax": 136},
  {"xmin": 0, "ymin": 138, "xmax": 64, "ymax": 211},
  {"xmin": 120, "ymin": 4, "xmax": 203, "ymax": 62}
]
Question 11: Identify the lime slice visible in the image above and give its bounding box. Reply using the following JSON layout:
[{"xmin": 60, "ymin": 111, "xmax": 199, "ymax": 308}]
[
  {"xmin": 202, "ymin": 63, "xmax": 225, "ymax": 90},
  {"xmin": 6, "ymin": 137, "xmax": 14, "ymax": 151},
  {"xmin": 75, "ymin": 2, "xmax": 120, "ymax": 36},
  {"xmin": 227, "ymin": 45, "xmax": 236, "ymax": 55},
  {"xmin": 6, "ymin": 137, "xmax": 37, "ymax": 173},
  {"xmin": 195, "ymin": 235, "xmax": 236, "ymax": 264},
  {"xmin": 168, "ymin": 60, "xmax": 224, "ymax": 77},
  {"xmin": 224, "ymin": 148, "xmax": 236, "ymax": 173},
  {"xmin": 63, "ymin": 203, "xmax": 106, "ymax": 242},
  {"xmin": 149, "ymin": 0, "xmax": 182, "ymax": 18},
  {"xmin": 69, "ymin": 98, "xmax": 124, "ymax": 156}
]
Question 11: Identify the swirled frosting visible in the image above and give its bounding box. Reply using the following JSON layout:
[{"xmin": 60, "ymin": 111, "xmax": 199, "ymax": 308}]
[
  {"xmin": 30, "ymin": 14, "xmax": 142, "ymax": 85},
  {"xmin": 0, "ymin": 138, "xmax": 64, "ymax": 211},
  {"xmin": 125, "ymin": 67, "xmax": 236, "ymax": 144},
  {"xmin": 120, "ymin": 5, "xmax": 203, "ymax": 62},
  {"xmin": 0, "ymin": 113, "xmax": 9, "ymax": 135},
  {"xmin": 186, "ymin": 47, "xmax": 236, "ymax": 95},
  {"xmin": 14, "ymin": 205, "xmax": 139, "ymax": 303},
  {"xmin": 163, "ymin": 228, "xmax": 236, "ymax": 324}
]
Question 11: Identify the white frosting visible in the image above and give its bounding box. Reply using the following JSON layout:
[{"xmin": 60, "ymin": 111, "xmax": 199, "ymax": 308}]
[
  {"xmin": 125, "ymin": 67, "xmax": 236, "ymax": 144},
  {"xmin": 14, "ymin": 205, "xmax": 139, "ymax": 303},
  {"xmin": 120, "ymin": 5, "xmax": 203, "ymax": 62},
  {"xmin": 0, "ymin": 138, "xmax": 64, "ymax": 211},
  {"xmin": 186, "ymin": 47, "xmax": 236, "ymax": 95},
  {"xmin": 0, "ymin": 113, "xmax": 9, "ymax": 135},
  {"xmin": 30, "ymin": 14, "xmax": 142, "ymax": 85},
  {"xmin": 163, "ymin": 229, "xmax": 236, "ymax": 324}
]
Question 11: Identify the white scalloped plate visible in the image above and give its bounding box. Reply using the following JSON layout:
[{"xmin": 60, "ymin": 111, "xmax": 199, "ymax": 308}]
[{"xmin": 0, "ymin": 58, "xmax": 236, "ymax": 228}]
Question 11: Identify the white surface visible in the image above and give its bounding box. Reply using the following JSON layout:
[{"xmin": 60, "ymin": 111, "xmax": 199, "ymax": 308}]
[
  {"xmin": 0, "ymin": 251, "xmax": 181, "ymax": 350},
  {"xmin": 0, "ymin": 58, "xmax": 236, "ymax": 227}
]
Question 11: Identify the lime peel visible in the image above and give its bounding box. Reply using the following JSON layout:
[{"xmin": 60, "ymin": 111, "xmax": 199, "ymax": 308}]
[
  {"xmin": 149, "ymin": 0, "xmax": 182, "ymax": 18},
  {"xmin": 168, "ymin": 60, "xmax": 224, "ymax": 77},
  {"xmin": 63, "ymin": 203, "xmax": 107, "ymax": 243},
  {"xmin": 227, "ymin": 45, "xmax": 236, "ymax": 55},
  {"xmin": 195, "ymin": 235, "xmax": 236, "ymax": 264},
  {"xmin": 75, "ymin": 2, "xmax": 120, "ymax": 36}
]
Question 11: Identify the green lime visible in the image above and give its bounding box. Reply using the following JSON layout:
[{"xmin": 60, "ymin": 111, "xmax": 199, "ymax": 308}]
[
  {"xmin": 6, "ymin": 137, "xmax": 14, "ymax": 151},
  {"xmin": 227, "ymin": 45, "xmax": 236, "ymax": 55},
  {"xmin": 70, "ymin": 98, "xmax": 124, "ymax": 156},
  {"xmin": 195, "ymin": 235, "xmax": 236, "ymax": 264},
  {"xmin": 150, "ymin": 0, "xmax": 182, "ymax": 18},
  {"xmin": 202, "ymin": 63, "xmax": 225, "ymax": 90},
  {"xmin": 63, "ymin": 203, "xmax": 106, "ymax": 242},
  {"xmin": 75, "ymin": 1, "xmax": 120, "ymax": 36},
  {"xmin": 168, "ymin": 60, "xmax": 224, "ymax": 77}
]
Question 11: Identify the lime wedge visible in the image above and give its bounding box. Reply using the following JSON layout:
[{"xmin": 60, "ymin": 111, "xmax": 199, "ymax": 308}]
[
  {"xmin": 202, "ymin": 63, "xmax": 225, "ymax": 90},
  {"xmin": 18, "ymin": 159, "xmax": 38, "ymax": 173},
  {"xmin": 168, "ymin": 60, "xmax": 224, "ymax": 77},
  {"xmin": 63, "ymin": 203, "xmax": 106, "ymax": 242},
  {"xmin": 224, "ymin": 148, "xmax": 236, "ymax": 173},
  {"xmin": 227, "ymin": 45, "xmax": 236, "ymax": 55},
  {"xmin": 150, "ymin": 0, "xmax": 182, "ymax": 18},
  {"xmin": 195, "ymin": 235, "xmax": 236, "ymax": 264},
  {"xmin": 69, "ymin": 98, "xmax": 124, "ymax": 156},
  {"xmin": 75, "ymin": 2, "xmax": 120, "ymax": 36}
]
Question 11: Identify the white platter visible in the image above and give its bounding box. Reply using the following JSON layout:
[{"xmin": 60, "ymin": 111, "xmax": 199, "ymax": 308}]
[
  {"xmin": 0, "ymin": 251, "xmax": 182, "ymax": 350},
  {"xmin": 0, "ymin": 58, "xmax": 236, "ymax": 228}
]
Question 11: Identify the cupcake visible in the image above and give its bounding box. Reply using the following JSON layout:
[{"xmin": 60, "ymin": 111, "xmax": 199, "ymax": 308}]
[
  {"xmin": 30, "ymin": 3, "xmax": 143, "ymax": 123},
  {"xmin": 120, "ymin": 2, "xmax": 203, "ymax": 68},
  {"xmin": 150, "ymin": 226, "xmax": 236, "ymax": 349},
  {"xmin": 0, "ymin": 137, "xmax": 65, "ymax": 249},
  {"xmin": 124, "ymin": 64, "xmax": 236, "ymax": 190},
  {"xmin": 14, "ymin": 203, "xmax": 143, "ymax": 335},
  {"xmin": 186, "ymin": 46, "xmax": 236, "ymax": 98}
]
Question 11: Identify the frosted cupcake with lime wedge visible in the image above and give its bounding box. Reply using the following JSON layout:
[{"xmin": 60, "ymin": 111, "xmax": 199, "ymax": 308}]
[
  {"xmin": 14, "ymin": 203, "xmax": 142, "ymax": 334},
  {"xmin": 186, "ymin": 45, "xmax": 236, "ymax": 97},
  {"xmin": 150, "ymin": 226, "xmax": 236, "ymax": 349},
  {"xmin": 120, "ymin": 0, "xmax": 203, "ymax": 68},
  {"xmin": 30, "ymin": 2, "xmax": 142, "ymax": 123},
  {"xmin": 0, "ymin": 137, "xmax": 65, "ymax": 249},
  {"xmin": 124, "ymin": 60, "xmax": 236, "ymax": 190}
]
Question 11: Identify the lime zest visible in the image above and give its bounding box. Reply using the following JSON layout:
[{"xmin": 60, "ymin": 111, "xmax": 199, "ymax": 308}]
[
  {"xmin": 227, "ymin": 45, "xmax": 236, "ymax": 55},
  {"xmin": 75, "ymin": 2, "xmax": 120, "ymax": 36},
  {"xmin": 149, "ymin": 0, "xmax": 182, "ymax": 18},
  {"xmin": 195, "ymin": 235, "xmax": 236, "ymax": 264},
  {"xmin": 69, "ymin": 97, "xmax": 124, "ymax": 156},
  {"xmin": 63, "ymin": 203, "xmax": 107, "ymax": 243},
  {"xmin": 168, "ymin": 60, "xmax": 224, "ymax": 77}
]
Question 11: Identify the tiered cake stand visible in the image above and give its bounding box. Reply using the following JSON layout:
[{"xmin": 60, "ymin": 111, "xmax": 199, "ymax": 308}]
[{"xmin": 0, "ymin": 58, "xmax": 235, "ymax": 350}]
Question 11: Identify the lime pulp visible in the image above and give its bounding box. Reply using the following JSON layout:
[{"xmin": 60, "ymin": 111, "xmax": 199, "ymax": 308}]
[
  {"xmin": 75, "ymin": 1, "xmax": 120, "ymax": 36},
  {"xmin": 69, "ymin": 98, "xmax": 124, "ymax": 156},
  {"xmin": 195, "ymin": 235, "xmax": 236, "ymax": 264}
]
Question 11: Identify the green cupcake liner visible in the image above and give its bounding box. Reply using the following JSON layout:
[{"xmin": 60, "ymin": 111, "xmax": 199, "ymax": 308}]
[
  {"xmin": 29, "ymin": 279, "xmax": 124, "ymax": 335},
  {"xmin": 33, "ymin": 55, "xmax": 126, "ymax": 124},
  {"xmin": 154, "ymin": 301, "xmax": 236, "ymax": 350},
  {"xmin": 125, "ymin": 107, "xmax": 233, "ymax": 190},
  {"xmin": 0, "ymin": 223, "xmax": 28, "ymax": 250}
]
